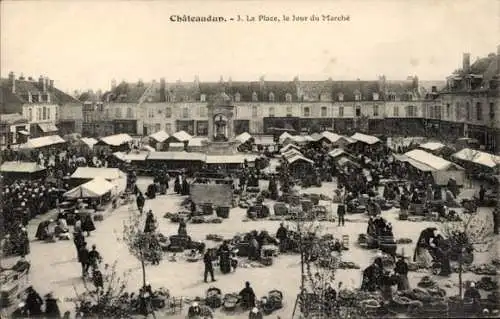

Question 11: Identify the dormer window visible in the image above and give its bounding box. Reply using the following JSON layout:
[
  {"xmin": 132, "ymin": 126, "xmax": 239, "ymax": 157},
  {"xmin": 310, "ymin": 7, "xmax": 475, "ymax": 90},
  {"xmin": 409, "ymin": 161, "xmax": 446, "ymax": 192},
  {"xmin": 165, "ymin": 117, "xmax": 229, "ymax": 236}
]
[
  {"xmin": 235, "ymin": 92, "xmax": 241, "ymax": 102},
  {"xmin": 269, "ymin": 92, "xmax": 275, "ymax": 102},
  {"xmin": 354, "ymin": 92, "xmax": 361, "ymax": 101},
  {"xmin": 320, "ymin": 93, "xmax": 330, "ymax": 102},
  {"xmin": 338, "ymin": 93, "xmax": 344, "ymax": 102},
  {"xmin": 285, "ymin": 93, "xmax": 292, "ymax": 102},
  {"xmin": 166, "ymin": 95, "xmax": 174, "ymax": 102},
  {"xmin": 252, "ymin": 92, "xmax": 258, "ymax": 102},
  {"xmin": 387, "ymin": 94, "xmax": 396, "ymax": 101},
  {"xmin": 407, "ymin": 93, "xmax": 413, "ymax": 101},
  {"xmin": 200, "ymin": 94, "xmax": 206, "ymax": 102},
  {"xmin": 373, "ymin": 93, "xmax": 379, "ymax": 101}
]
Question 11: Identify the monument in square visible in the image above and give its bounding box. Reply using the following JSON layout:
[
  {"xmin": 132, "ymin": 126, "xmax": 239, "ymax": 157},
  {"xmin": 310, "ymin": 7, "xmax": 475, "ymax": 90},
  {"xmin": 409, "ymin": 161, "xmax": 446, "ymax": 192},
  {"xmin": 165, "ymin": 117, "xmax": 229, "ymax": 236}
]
[{"xmin": 201, "ymin": 92, "xmax": 240, "ymax": 155}]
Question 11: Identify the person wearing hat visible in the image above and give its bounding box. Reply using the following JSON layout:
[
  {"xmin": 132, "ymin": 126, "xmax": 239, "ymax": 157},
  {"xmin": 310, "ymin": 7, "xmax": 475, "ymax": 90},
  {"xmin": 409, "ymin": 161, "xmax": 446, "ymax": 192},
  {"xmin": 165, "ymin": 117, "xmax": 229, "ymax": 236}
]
[
  {"xmin": 44, "ymin": 292, "xmax": 61, "ymax": 318},
  {"xmin": 248, "ymin": 306, "xmax": 263, "ymax": 319},
  {"xmin": 239, "ymin": 281, "xmax": 256, "ymax": 310},
  {"xmin": 25, "ymin": 286, "xmax": 43, "ymax": 316},
  {"xmin": 464, "ymin": 282, "xmax": 481, "ymax": 314},
  {"xmin": 187, "ymin": 301, "xmax": 202, "ymax": 318},
  {"xmin": 275, "ymin": 223, "xmax": 288, "ymax": 253},
  {"xmin": 11, "ymin": 302, "xmax": 27, "ymax": 318},
  {"xmin": 394, "ymin": 254, "xmax": 410, "ymax": 291}
]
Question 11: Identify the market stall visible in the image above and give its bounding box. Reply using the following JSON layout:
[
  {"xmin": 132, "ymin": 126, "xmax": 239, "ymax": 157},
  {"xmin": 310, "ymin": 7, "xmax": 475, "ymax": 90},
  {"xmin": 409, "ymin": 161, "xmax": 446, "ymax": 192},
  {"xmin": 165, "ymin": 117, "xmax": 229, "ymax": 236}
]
[
  {"xmin": 146, "ymin": 151, "xmax": 205, "ymax": 175},
  {"xmin": 419, "ymin": 142, "xmax": 454, "ymax": 157},
  {"xmin": 0, "ymin": 161, "xmax": 47, "ymax": 181},
  {"xmin": 19, "ymin": 135, "xmax": 66, "ymax": 150},
  {"xmin": 148, "ymin": 130, "xmax": 170, "ymax": 151},
  {"xmin": 396, "ymin": 149, "xmax": 465, "ymax": 185},
  {"xmin": 70, "ymin": 167, "xmax": 127, "ymax": 195},
  {"xmin": 64, "ymin": 177, "xmax": 115, "ymax": 201},
  {"xmin": 95, "ymin": 133, "xmax": 133, "ymax": 152}
]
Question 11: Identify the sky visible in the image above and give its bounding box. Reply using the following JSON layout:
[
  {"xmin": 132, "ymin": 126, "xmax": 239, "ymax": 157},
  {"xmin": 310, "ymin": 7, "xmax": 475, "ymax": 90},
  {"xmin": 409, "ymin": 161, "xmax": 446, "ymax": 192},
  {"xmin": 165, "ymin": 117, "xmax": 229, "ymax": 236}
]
[{"xmin": 1, "ymin": 0, "xmax": 499, "ymax": 92}]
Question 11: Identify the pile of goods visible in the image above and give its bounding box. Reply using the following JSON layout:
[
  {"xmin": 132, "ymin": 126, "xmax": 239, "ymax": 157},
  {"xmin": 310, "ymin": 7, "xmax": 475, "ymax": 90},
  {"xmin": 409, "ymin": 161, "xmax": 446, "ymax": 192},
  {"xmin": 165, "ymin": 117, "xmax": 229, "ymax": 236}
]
[
  {"xmin": 337, "ymin": 261, "xmax": 361, "ymax": 269},
  {"xmin": 190, "ymin": 216, "xmax": 223, "ymax": 224},
  {"xmin": 395, "ymin": 238, "xmax": 413, "ymax": 244},
  {"xmin": 417, "ymin": 276, "xmax": 438, "ymax": 288},
  {"xmin": 475, "ymin": 276, "xmax": 498, "ymax": 291},
  {"xmin": 260, "ymin": 290, "xmax": 283, "ymax": 315},
  {"xmin": 205, "ymin": 234, "xmax": 224, "ymax": 242},
  {"xmin": 453, "ymin": 263, "xmax": 498, "ymax": 275}
]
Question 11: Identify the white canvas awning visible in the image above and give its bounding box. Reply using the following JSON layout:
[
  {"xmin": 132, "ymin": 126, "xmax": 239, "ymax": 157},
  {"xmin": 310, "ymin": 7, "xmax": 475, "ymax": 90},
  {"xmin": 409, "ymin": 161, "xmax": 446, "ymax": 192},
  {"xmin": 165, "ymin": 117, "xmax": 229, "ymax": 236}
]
[
  {"xmin": 402, "ymin": 149, "xmax": 463, "ymax": 171},
  {"xmin": 206, "ymin": 155, "xmax": 247, "ymax": 164},
  {"xmin": 38, "ymin": 123, "xmax": 58, "ymax": 133},
  {"xmin": 235, "ymin": 132, "xmax": 252, "ymax": 144},
  {"xmin": 114, "ymin": 151, "xmax": 149, "ymax": 162},
  {"xmin": 21, "ymin": 135, "xmax": 66, "ymax": 149},
  {"xmin": 452, "ymin": 148, "xmax": 500, "ymax": 169},
  {"xmin": 253, "ymin": 135, "xmax": 275, "ymax": 145},
  {"xmin": 148, "ymin": 151, "xmax": 206, "ymax": 161},
  {"xmin": 80, "ymin": 137, "xmax": 98, "ymax": 149},
  {"xmin": 172, "ymin": 130, "xmax": 192, "ymax": 142},
  {"xmin": 0, "ymin": 161, "xmax": 45, "ymax": 173},
  {"xmin": 280, "ymin": 144, "xmax": 301, "ymax": 154},
  {"xmin": 350, "ymin": 132, "xmax": 381, "ymax": 145},
  {"xmin": 419, "ymin": 142, "xmax": 446, "ymax": 152},
  {"xmin": 287, "ymin": 154, "xmax": 314, "ymax": 165},
  {"xmin": 98, "ymin": 133, "xmax": 133, "ymax": 146},
  {"xmin": 188, "ymin": 137, "xmax": 207, "ymax": 147},
  {"xmin": 149, "ymin": 130, "xmax": 170, "ymax": 143},
  {"xmin": 64, "ymin": 178, "xmax": 115, "ymax": 198},
  {"xmin": 71, "ymin": 167, "xmax": 124, "ymax": 180},
  {"xmin": 278, "ymin": 132, "xmax": 293, "ymax": 144}
]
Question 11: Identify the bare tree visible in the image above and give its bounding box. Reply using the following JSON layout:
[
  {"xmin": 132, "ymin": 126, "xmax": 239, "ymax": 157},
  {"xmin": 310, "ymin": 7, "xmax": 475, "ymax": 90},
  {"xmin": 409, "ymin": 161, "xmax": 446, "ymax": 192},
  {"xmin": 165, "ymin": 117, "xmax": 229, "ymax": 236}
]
[
  {"xmin": 119, "ymin": 212, "xmax": 163, "ymax": 288},
  {"xmin": 441, "ymin": 211, "xmax": 494, "ymax": 299},
  {"xmin": 73, "ymin": 262, "xmax": 131, "ymax": 318}
]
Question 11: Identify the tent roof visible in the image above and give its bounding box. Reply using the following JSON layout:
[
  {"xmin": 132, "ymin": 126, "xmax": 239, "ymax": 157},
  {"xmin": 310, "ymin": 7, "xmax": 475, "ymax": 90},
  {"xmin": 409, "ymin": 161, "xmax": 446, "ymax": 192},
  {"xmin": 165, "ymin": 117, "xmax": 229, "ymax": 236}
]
[
  {"xmin": 452, "ymin": 148, "xmax": 500, "ymax": 168},
  {"xmin": 149, "ymin": 130, "xmax": 170, "ymax": 143},
  {"xmin": 114, "ymin": 151, "xmax": 149, "ymax": 162},
  {"xmin": 287, "ymin": 154, "xmax": 314, "ymax": 165},
  {"xmin": 21, "ymin": 135, "xmax": 65, "ymax": 149},
  {"xmin": 282, "ymin": 149, "xmax": 303, "ymax": 159},
  {"xmin": 253, "ymin": 135, "xmax": 275, "ymax": 145},
  {"xmin": 402, "ymin": 149, "xmax": 463, "ymax": 171},
  {"xmin": 172, "ymin": 130, "xmax": 192, "ymax": 142},
  {"xmin": 80, "ymin": 137, "xmax": 98, "ymax": 148},
  {"xmin": 280, "ymin": 143, "xmax": 300, "ymax": 153},
  {"xmin": 350, "ymin": 132, "xmax": 381, "ymax": 145},
  {"xmin": 206, "ymin": 155, "xmax": 247, "ymax": 164},
  {"xmin": 235, "ymin": 132, "xmax": 252, "ymax": 144},
  {"xmin": 278, "ymin": 132, "xmax": 293, "ymax": 143},
  {"xmin": 148, "ymin": 151, "xmax": 206, "ymax": 161},
  {"xmin": 98, "ymin": 133, "xmax": 133, "ymax": 146},
  {"xmin": 64, "ymin": 178, "xmax": 114, "ymax": 198},
  {"xmin": 0, "ymin": 161, "xmax": 46, "ymax": 173},
  {"xmin": 328, "ymin": 148, "xmax": 347, "ymax": 158},
  {"xmin": 71, "ymin": 167, "xmax": 124, "ymax": 180},
  {"xmin": 419, "ymin": 142, "xmax": 446, "ymax": 151},
  {"xmin": 188, "ymin": 137, "xmax": 207, "ymax": 147}
]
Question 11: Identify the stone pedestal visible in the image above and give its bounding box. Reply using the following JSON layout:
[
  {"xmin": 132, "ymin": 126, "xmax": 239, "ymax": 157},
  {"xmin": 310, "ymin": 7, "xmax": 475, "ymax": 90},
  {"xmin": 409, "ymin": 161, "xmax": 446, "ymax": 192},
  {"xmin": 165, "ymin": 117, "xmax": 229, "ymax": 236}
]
[{"xmin": 201, "ymin": 140, "xmax": 240, "ymax": 155}]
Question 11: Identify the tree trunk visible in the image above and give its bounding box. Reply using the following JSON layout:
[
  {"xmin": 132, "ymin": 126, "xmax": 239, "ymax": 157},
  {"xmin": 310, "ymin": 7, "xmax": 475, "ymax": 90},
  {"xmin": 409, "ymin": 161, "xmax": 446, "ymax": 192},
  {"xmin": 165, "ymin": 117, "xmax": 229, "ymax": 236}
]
[
  {"xmin": 458, "ymin": 252, "xmax": 463, "ymax": 299},
  {"xmin": 140, "ymin": 248, "xmax": 146, "ymax": 288}
]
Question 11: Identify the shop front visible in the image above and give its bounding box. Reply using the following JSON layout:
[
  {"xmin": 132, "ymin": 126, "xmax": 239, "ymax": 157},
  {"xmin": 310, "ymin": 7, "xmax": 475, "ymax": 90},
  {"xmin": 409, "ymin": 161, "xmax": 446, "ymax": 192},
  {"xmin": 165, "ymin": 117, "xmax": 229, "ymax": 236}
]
[
  {"xmin": 263, "ymin": 117, "xmax": 300, "ymax": 134},
  {"xmin": 113, "ymin": 120, "xmax": 137, "ymax": 135},
  {"xmin": 176, "ymin": 120, "xmax": 195, "ymax": 136},
  {"xmin": 299, "ymin": 118, "xmax": 334, "ymax": 133},
  {"xmin": 196, "ymin": 120, "xmax": 209, "ymax": 136},
  {"xmin": 234, "ymin": 120, "xmax": 250, "ymax": 135}
]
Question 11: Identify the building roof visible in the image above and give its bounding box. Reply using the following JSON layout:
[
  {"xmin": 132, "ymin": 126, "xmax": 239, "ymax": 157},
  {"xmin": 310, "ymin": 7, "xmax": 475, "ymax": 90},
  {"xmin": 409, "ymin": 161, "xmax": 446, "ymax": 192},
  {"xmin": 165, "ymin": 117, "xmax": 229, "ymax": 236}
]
[
  {"xmin": 0, "ymin": 113, "xmax": 27, "ymax": 124},
  {"xmin": 0, "ymin": 77, "xmax": 79, "ymax": 105},
  {"xmin": 419, "ymin": 142, "xmax": 446, "ymax": 151}
]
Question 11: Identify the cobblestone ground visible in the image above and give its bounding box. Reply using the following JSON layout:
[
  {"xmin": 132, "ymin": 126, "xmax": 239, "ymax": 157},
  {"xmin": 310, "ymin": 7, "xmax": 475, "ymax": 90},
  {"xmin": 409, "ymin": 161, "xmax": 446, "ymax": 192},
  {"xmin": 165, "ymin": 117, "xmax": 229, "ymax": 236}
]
[{"xmin": 2, "ymin": 177, "xmax": 496, "ymax": 318}]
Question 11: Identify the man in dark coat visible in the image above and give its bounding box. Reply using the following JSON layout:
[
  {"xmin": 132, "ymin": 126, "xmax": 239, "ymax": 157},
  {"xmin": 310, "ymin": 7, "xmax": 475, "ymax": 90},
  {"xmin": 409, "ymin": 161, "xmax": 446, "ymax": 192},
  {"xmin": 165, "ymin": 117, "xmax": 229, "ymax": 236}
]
[
  {"xmin": 44, "ymin": 293, "xmax": 61, "ymax": 318},
  {"xmin": 203, "ymin": 250, "xmax": 215, "ymax": 283},
  {"xmin": 136, "ymin": 192, "xmax": 145, "ymax": 214},
  {"xmin": 25, "ymin": 286, "xmax": 43, "ymax": 316},
  {"xmin": 361, "ymin": 258, "xmax": 383, "ymax": 292},
  {"xmin": 479, "ymin": 185, "xmax": 486, "ymax": 203},
  {"xmin": 493, "ymin": 208, "xmax": 499, "ymax": 235},
  {"xmin": 276, "ymin": 223, "xmax": 288, "ymax": 252},
  {"xmin": 144, "ymin": 210, "xmax": 156, "ymax": 233},
  {"xmin": 337, "ymin": 203, "xmax": 346, "ymax": 226},
  {"xmin": 394, "ymin": 256, "xmax": 410, "ymax": 291},
  {"xmin": 78, "ymin": 242, "xmax": 90, "ymax": 277},
  {"xmin": 88, "ymin": 244, "xmax": 102, "ymax": 270},
  {"xmin": 239, "ymin": 281, "xmax": 256, "ymax": 309}
]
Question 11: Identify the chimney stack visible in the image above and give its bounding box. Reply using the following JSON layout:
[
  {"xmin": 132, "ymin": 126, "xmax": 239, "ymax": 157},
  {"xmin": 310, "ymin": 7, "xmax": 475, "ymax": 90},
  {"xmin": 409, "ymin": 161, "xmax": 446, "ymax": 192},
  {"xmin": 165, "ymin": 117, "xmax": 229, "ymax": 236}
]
[
  {"xmin": 463, "ymin": 53, "xmax": 471, "ymax": 73},
  {"xmin": 111, "ymin": 79, "xmax": 117, "ymax": 90},
  {"xmin": 49, "ymin": 80, "xmax": 54, "ymax": 89},
  {"xmin": 160, "ymin": 78, "xmax": 166, "ymax": 102},
  {"xmin": 431, "ymin": 86, "xmax": 437, "ymax": 93},
  {"xmin": 38, "ymin": 76, "xmax": 46, "ymax": 92},
  {"xmin": 8, "ymin": 72, "xmax": 15, "ymax": 93},
  {"xmin": 19, "ymin": 73, "xmax": 25, "ymax": 81}
]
